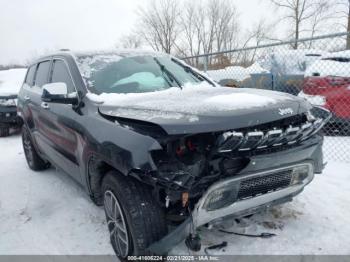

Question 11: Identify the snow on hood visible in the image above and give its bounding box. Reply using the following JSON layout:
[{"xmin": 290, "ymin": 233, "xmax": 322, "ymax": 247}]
[
  {"xmin": 0, "ymin": 68, "xmax": 27, "ymax": 96},
  {"xmin": 305, "ymin": 59, "xmax": 350, "ymax": 77},
  {"xmin": 87, "ymin": 82, "xmax": 285, "ymax": 120}
]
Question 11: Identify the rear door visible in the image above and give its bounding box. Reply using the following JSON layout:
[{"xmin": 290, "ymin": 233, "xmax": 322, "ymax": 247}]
[{"xmin": 36, "ymin": 58, "xmax": 82, "ymax": 182}]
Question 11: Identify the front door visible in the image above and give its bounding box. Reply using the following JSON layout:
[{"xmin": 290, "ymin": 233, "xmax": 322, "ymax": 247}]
[{"xmin": 36, "ymin": 59, "xmax": 82, "ymax": 183}]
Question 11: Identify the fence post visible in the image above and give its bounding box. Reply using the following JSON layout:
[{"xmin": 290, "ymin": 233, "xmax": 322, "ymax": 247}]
[{"xmin": 203, "ymin": 55, "xmax": 208, "ymax": 72}]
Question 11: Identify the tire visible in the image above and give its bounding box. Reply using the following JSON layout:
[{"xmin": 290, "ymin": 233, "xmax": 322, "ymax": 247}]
[
  {"xmin": 102, "ymin": 171, "xmax": 167, "ymax": 258},
  {"xmin": 0, "ymin": 125, "xmax": 10, "ymax": 137},
  {"xmin": 22, "ymin": 126, "xmax": 50, "ymax": 171}
]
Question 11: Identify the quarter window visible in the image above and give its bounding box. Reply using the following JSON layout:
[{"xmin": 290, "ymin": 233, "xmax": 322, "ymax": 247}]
[
  {"xmin": 34, "ymin": 61, "xmax": 51, "ymax": 87},
  {"xmin": 51, "ymin": 60, "xmax": 75, "ymax": 93}
]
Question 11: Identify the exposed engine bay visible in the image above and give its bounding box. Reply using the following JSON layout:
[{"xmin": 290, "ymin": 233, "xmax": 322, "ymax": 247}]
[{"xmin": 118, "ymin": 109, "xmax": 330, "ymax": 225}]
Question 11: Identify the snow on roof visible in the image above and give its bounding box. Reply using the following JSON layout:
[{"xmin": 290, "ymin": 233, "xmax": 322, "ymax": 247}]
[
  {"xmin": 0, "ymin": 68, "xmax": 27, "ymax": 96},
  {"xmin": 258, "ymin": 49, "xmax": 329, "ymax": 75},
  {"xmin": 305, "ymin": 59, "xmax": 350, "ymax": 77},
  {"xmin": 73, "ymin": 48, "xmax": 163, "ymax": 59},
  {"xmin": 322, "ymin": 50, "xmax": 350, "ymax": 60}
]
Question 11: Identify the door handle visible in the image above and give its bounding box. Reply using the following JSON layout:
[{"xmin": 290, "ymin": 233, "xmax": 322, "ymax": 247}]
[
  {"xmin": 24, "ymin": 95, "xmax": 31, "ymax": 101},
  {"xmin": 41, "ymin": 102, "xmax": 50, "ymax": 109}
]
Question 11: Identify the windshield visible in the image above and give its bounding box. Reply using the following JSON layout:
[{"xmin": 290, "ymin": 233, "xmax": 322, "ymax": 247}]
[{"xmin": 76, "ymin": 54, "xmax": 207, "ymax": 94}]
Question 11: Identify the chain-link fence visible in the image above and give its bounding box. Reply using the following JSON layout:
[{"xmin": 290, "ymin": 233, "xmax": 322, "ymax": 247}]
[{"xmin": 183, "ymin": 32, "xmax": 350, "ymax": 163}]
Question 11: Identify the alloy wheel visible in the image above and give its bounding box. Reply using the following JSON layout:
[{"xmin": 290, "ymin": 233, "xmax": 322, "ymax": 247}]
[{"xmin": 104, "ymin": 190, "xmax": 130, "ymax": 257}]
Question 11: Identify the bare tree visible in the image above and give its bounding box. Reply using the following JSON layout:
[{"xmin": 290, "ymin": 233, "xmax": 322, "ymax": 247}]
[
  {"xmin": 117, "ymin": 33, "xmax": 143, "ymax": 49},
  {"xmin": 333, "ymin": 0, "xmax": 350, "ymax": 49},
  {"xmin": 270, "ymin": 0, "xmax": 332, "ymax": 49},
  {"xmin": 306, "ymin": 0, "xmax": 334, "ymax": 48},
  {"xmin": 247, "ymin": 20, "xmax": 274, "ymax": 63},
  {"xmin": 136, "ymin": 0, "xmax": 180, "ymax": 54},
  {"xmin": 177, "ymin": 0, "xmax": 239, "ymax": 67},
  {"xmin": 214, "ymin": 0, "xmax": 239, "ymax": 52}
]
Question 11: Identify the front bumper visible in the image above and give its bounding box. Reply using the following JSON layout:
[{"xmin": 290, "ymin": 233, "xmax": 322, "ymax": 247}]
[
  {"xmin": 0, "ymin": 106, "xmax": 21, "ymax": 126},
  {"xmin": 148, "ymin": 137, "xmax": 323, "ymax": 255},
  {"xmin": 193, "ymin": 163, "xmax": 313, "ymax": 228}
]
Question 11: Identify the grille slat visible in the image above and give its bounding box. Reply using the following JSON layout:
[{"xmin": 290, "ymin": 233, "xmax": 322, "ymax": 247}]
[{"xmin": 237, "ymin": 170, "xmax": 293, "ymax": 200}]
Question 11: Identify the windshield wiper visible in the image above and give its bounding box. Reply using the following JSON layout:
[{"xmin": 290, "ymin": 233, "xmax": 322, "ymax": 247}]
[
  {"xmin": 154, "ymin": 57, "xmax": 182, "ymax": 88},
  {"xmin": 171, "ymin": 58, "xmax": 216, "ymax": 87}
]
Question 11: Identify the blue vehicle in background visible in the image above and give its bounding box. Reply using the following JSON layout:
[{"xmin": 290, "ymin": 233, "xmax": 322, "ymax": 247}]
[{"xmin": 209, "ymin": 49, "xmax": 327, "ymax": 95}]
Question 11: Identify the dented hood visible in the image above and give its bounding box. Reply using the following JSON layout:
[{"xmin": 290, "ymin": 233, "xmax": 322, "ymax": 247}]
[{"xmin": 97, "ymin": 86, "xmax": 311, "ymax": 135}]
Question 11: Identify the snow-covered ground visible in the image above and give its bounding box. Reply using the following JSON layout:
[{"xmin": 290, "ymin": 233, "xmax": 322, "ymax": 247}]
[
  {"xmin": 0, "ymin": 134, "xmax": 349, "ymax": 255},
  {"xmin": 324, "ymin": 136, "xmax": 350, "ymax": 163}
]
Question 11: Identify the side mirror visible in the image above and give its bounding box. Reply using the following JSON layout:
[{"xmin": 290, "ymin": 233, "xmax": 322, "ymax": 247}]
[{"xmin": 42, "ymin": 82, "xmax": 78, "ymax": 105}]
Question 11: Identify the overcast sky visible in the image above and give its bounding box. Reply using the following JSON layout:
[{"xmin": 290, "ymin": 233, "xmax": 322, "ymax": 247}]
[{"xmin": 0, "ymin": 0, "xmax": 275, "ymax": 65}]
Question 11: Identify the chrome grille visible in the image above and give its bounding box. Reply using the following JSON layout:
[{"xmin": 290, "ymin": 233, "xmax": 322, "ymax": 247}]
[
  {"xmin": 239, "ymin": 131, "xmax": 264, "ymax": 151},
  {"xmin": 237, "ymin": 170, "xmax": 293, "ymax": 200},
  {"xmin": 217, "ymin": 117, "xmax": 328, "ymax": 153}
]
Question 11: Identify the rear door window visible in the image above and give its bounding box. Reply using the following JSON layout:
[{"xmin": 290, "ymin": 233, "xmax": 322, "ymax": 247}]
[
  {"xmin": 25, "ymin": 65, "xmax": 37, "ymax": 86},
  {"xmin": 51, "ymin": 60, "xmax": 75, "ymax": 93},
  {"xmin": 34, "ymin": 61, "xmax": 51, "ymax": 87}
]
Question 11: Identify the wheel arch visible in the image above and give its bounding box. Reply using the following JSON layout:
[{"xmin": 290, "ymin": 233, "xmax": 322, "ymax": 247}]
[{"xmin": 86, "ymin": 155, "xmax": 115, "ymax": 205}]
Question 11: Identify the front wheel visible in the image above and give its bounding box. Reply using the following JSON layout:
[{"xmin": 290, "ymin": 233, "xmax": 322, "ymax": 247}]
[{"xmin": 102, "ymin": 171, "xmax": 167, "ymax": 258}]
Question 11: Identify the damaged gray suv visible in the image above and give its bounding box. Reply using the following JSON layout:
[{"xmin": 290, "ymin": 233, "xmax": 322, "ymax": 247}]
[{"xmin": 17, "ymin": 50, "xmax": 330, "ymax": 258}]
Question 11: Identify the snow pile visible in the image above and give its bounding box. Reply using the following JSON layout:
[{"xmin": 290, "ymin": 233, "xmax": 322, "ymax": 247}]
[
  {"xmin": 245, "ymin": 62, "xmax": 269, "ymax": 75},
  {"xmin": 207, "ymin": 62, "xmax": 269, "ymax": 82},
  {"xmin": 208, "ymin": 66, "xmax": 249, "ymax": 82},
  {"xmin": 87, "ymin": 82, "xmax": 278, "ymax": 117},
  {"xmin": 1, "ymin": 135, "xmax": 350, "ymax": 254},
  {"xmin": 0, "ymin": 68, "xmax": 27, "ymax": 95}
]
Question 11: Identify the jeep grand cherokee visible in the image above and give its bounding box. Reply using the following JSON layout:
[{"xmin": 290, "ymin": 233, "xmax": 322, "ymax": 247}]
[{"xmin": 17, "ymin": 50, "xmax": 330, "ymax": 258}]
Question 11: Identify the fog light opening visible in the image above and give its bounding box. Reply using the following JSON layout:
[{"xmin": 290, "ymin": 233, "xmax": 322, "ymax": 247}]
[
  {"xmin": 291, "ymin": 165, "xmax": 311, "ymax": 185},
  {"xmin": 204, "ymin": 185, "xmax": 238, "ymax": 211}
]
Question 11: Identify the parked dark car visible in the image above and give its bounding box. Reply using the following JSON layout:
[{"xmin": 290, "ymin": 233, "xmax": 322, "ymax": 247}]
[
  {"xmin": 17, "ymin": 50, "xmax": 330, "ymax": 258},
  {"xmin": 0, "ymin": 94, "xmax": 22, "ymax": 136}
]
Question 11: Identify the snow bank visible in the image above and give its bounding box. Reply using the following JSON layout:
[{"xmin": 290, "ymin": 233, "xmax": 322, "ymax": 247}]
[
  {"xmin": 207, "ymin": 62, "xmax": 268, "ymax": 82},
  {"xmin": 87, "ymin": 82, "xmax": 278, "ymax": 116},
  {"xmin": 0, "ymin": 68, "xmax": 27, "ymax": 95}
]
